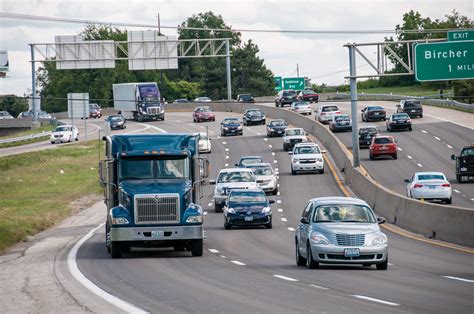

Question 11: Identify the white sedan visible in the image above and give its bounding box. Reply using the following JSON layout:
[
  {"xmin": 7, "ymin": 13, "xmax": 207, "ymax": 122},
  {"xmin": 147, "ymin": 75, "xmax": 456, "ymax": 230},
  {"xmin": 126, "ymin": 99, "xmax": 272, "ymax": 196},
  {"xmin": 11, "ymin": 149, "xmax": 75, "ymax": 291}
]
[
  {"xmin": 405, "ymin": 172, "xmax": 452, "ymax": 204},
  {"xmin": 50, "ymin": 125, "xmax": 79, "ymax": 144},
  {"xmin": 290, "ymin": 101, "xmax": 312, "ymax": 115},
  {"xmin": 198, "ymin": 132, "xmax": 211, "ymax": 153}
]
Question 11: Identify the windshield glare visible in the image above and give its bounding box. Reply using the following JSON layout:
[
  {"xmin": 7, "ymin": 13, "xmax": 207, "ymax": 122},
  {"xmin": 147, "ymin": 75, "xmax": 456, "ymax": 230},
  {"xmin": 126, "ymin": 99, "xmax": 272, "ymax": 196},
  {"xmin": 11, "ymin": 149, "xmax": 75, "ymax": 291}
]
[
  {"xmin": 374, "ymin": 137, "xmax": 393, "ymax": 144},
  {"xmin": 322, "ymin": 106, "xmax": 339, "ymax": 112},
  {"xmin": 120, "ymin": 157, "xmax": 190, "ymax": 180},
  {"xmin": 229, "ymin": 191, "xmax": 266, "ymax": 203},
  {"xmin": 241, "ymin": 158, "xmax": 262, "ymax": 165},
  {"xmin": 270, "ymin": 120, "xmax": 285, "ymax": 126},
  {"xmin": 294, "ymin": 146, "xmax": 320, "ymax": 154},
  {"xmin": 286, "ymin": 129, "xmax": 304, "ymax": 136},
  {"xmin": 313, "ymin": 204, "xmax": 376, "ymax": 223},
  {"xmin": 249, "ymin": 166, "xmax": 272, "ymax": 175},
  {"xmin": 218, "ymin": 171, "xmax": 255, "ymax": 183},
  {"xmin": 360, "ymin": 128, "xmax": 377, "ymax": 134},
  {"xmin": 223, "ymin": 119, "xmax": 239, "ymax": 124},
  {"xmin": 393, "ymin": 114, "xmax": 409, "ymax": 120},
  {"xmin": 335, "ymin": 116, "xmax": 350, "ymax": 122},
  {"xmin": 461, "ymin": 148, "xmax": 474, "ymax": 156},
  {"xmin": 55, "ymin": 126, "xmax": 70, "ymax": 132}
]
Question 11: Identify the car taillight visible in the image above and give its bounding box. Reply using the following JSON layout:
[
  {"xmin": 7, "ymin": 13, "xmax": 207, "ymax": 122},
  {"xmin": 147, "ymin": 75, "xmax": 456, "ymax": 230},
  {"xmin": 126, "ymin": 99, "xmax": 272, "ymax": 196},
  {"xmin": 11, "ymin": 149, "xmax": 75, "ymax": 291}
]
[
  {"xmin": 414, "ymin": 184, "xmax": 423, "ymax": 188},
  {"xmin": 441, "ymin": 183, "xmax": 450, "ymax": 187},
  {"xmin": 335, "ymin": 111, "xmax": 341, "ymax": 114},
  {"xmin": 321, "ymin": 112, "xmax": 325, "ymax": 115}
]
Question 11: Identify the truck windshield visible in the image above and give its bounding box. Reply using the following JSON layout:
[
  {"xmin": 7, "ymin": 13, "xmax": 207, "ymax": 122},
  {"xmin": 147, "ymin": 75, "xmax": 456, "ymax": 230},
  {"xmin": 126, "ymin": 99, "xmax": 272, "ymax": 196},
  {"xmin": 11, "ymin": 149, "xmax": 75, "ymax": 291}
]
[{"xmin": 119, "ymin": 157, "xmax": 190, "ymax": 180}]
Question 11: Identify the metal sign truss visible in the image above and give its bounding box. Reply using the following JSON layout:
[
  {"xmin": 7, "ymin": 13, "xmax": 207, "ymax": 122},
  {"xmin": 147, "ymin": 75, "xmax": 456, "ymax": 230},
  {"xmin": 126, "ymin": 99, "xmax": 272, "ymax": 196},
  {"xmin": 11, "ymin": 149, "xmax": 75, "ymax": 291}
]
[{"xmin": 344, "ymin": 38, "xmax": 445, "ymax": 79}]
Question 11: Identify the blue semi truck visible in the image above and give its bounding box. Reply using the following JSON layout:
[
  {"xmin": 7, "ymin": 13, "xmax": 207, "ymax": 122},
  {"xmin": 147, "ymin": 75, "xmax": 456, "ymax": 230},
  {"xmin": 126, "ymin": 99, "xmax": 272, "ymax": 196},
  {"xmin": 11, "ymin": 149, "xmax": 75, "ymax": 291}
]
[{"xmin": 99, "ymin": 134, "xmax": 209, "ymax": 258}]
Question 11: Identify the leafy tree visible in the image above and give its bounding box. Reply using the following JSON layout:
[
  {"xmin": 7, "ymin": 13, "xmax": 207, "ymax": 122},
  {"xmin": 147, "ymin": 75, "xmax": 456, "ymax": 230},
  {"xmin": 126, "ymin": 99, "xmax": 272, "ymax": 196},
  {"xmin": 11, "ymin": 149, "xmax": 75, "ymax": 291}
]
[{"xmin": 0, "ymin": 95, "xmax": 28, "ymax": 117}]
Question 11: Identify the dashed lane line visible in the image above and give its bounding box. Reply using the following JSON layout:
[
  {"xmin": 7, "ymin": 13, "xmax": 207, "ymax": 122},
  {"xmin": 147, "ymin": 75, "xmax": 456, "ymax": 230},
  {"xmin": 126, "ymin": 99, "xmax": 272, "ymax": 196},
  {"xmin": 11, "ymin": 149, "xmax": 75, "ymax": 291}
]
[
  {"xmin": 352, "ymin": 295, "xmax": 399, "ymax": 306},
  {"xmin": 278, "ymin": 208, "xmax": 283, "ymax": 213},
  {"xmin": 453, "ymin": 189, "xmax": 461, "ymax": 194},
  {"xmin": 287, "ymin": 227, "xmax": 295, "ymax": 232},
  {"xmin": 273, "ymin": 275, "xmax": 299, "ymax": 282},
  {"xmin": 231, "ymin": 260, "xmax": 246, "ymax": 266},
  {"xmin": 207, "ymin": 202, "xmax": 213, "ymax": 207},
  {"xmin": 281, "ymin": 218, "xmax": 287, "ymax": 222},
  {"xmin": 417, "ymin": 163, "xmax": 423, "ymax": 167},
  {"xmin": 434, "ymin": 136, "xmax": 441, "ymax": 141},
  {"xmin": 208, "ymin": 249, "xmax": 219, "ymax": 254},
  {"xmin": 447, "ymin": 144, "xmax": 453, "ymax": 149},
  {"xmin": 421, "ymin": 130, "xmax": 428, "ymax": 134},
  {"xmin": 407, "ymin": 155, "xmax": 413, "ymax": 159},
  {"xmin": 309, "ymin": 284, "xmax": 329, "ymax": 290}
]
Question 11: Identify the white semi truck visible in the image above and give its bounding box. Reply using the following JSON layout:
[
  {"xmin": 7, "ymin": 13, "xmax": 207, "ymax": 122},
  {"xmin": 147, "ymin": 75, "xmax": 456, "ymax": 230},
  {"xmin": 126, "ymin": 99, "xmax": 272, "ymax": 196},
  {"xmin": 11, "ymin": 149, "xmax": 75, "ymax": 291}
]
[{"xmin": 112, "ymin": 82, "xmax": 165, "ymax": 121}]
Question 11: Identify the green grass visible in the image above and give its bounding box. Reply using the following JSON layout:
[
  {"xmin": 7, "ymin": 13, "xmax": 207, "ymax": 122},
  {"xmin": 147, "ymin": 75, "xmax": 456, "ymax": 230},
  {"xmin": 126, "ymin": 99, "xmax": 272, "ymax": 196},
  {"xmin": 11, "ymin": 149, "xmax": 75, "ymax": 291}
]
[
  {"xmin": 0, "ymin": 140, "xmax": 103, "ymax": 252},
  {"xmin": 0, "ymin": 125, "xmax": 56, "ymax": 149},
  {"xmin": 358, "ymin": 85, "xmax": 452, "ymax": 97}
]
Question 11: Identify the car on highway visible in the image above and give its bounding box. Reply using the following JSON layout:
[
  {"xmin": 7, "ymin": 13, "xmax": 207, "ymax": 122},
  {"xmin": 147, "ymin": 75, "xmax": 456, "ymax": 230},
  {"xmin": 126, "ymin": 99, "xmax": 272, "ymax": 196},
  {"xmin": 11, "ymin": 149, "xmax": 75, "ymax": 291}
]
[
  {"xmin": 405, "ymin": 172, "xmax": 452, "ymax": 204},
  {"xmin": 105, "ymin": 115, "xmax": 126, "ymax": 130},
  {"xmin": 223, "ymin": 189, "xmax": 274, "ymax": 229},
  {"xmin": 386, "ymin": 113, "xmax": 412, "ymax": 132},
  {"xmin": 329, "ymin": 114, "xmax": 352, "ymax": 133},
  {"xmin": 266, "ymin": 119, "xmax": 288, "ymax": 137},
  {"xmin": 290, "ymin": 142, "xmax": 325, "ymax": 175},
  {"xmin": 198, "ymin": 132, "xmax": 211, "ymax": 153},
  {"xmin": 290, "ymin": 101, "xmax": 312, "ymax": 115},
  {"xmin": 295, "ymin": 197, "xmax": 388, "ymax": 270},
  {"xmin": 210, "ymin": 168, "xmax": 260, "ymax": 212},
  {"xmin": 195, "ymin": 97, "xmax": 212, "ymax": 103},
  {"xmin": 358, "ymin": 126, "xmax": 379, "ymax": 148},
  {"xmin": 235, "ymin": 156, "xmax": 264, "ymax": 167},
  {"xmin": 174, "ymin": 98, "xmax": 189, "ymax": 103},
  {"xmin": 50, "ymin": 125, "xmax": 79, "ymax": 144},
  {"xmin": 0, "ymin": 111, "xmax": 14, "ymax": 119},
  {"xmin": 297, "ymin": 89, "xmax": 319, "ymax": 103},
  {"xmin": 237, "ymin": 94, "xmax": 255, "ymax": 103},
  {"xmin": 397, "ymin": 99, "xmax": 423, "ymax": 118},
  {"xmin": 245, "ymin": 163, "xmax": 278, "ymax": 195},
  {"xmin": 315, "ymin": 104, "xmax": 341, "ymax": 124},
  {"xmin": 275, "ymin": 90, "xmax": 298, "ymax": 107},
  {"xmin": 193, "ymin": 106, "xmax": 216, "ymax": 122},
  {"xmin": 89, "ymin": 107, "xmax": 102, "ymax": 119},
  {"xmin": 220, "ymin": 118, "xmax": 243, "ymax": 136},
  {"xmin": 283, "ymin": 127, "xmax": 308, "ymax": 151},
  {"xmin": 17, "ymin": 111, "xmax": 34, "ymax": 119},
  {"xmin": 451, "ymin": 144, "xmax": 474, "ymax": 183},
  {"xmin": 369, "ymin": 135, "xmax": 397, "ymax": 160},
  {"xmin": 243, "ymin": 108, "xmax": 266, "ymax": 125},
  {"xmin": 361, "ymin": 105, "xmax": 386, "ymax": 122}
]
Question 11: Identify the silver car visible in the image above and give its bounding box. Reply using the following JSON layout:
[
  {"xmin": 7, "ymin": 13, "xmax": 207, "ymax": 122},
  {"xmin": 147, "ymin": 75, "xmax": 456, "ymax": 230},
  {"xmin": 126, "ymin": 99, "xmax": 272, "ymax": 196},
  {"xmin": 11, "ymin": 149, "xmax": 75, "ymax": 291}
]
[
  {"xmin": 295, "ymin": 197, "xmax": 388, "ymax": 270},
  {"xmin": 245, "ymin": 163, "xmax": 278, "ymax": 195}
]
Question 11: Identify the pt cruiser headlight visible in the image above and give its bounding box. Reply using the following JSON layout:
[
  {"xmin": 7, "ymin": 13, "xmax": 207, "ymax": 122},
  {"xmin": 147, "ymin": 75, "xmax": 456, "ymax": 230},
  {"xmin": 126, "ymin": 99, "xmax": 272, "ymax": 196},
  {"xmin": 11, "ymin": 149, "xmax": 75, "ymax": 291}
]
[
  {"xmin": 372, "ymin": 234, "xmax": 388, "ymax": 246},
  {"xmin": 310, "ymin": 233, "xmax": 329, "ymax": 245}
]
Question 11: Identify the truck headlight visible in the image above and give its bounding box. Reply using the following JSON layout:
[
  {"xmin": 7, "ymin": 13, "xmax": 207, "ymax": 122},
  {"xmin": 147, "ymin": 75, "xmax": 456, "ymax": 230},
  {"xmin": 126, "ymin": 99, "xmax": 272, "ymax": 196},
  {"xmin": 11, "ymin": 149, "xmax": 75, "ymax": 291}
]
[
  {"xmin": 310, "ymin": 233, "xmax": 329, "ymax": 245},
  {"xmin": 186, "ymin": 215, "xmax": 203, "ymax": 223},
  {"xmin": 292, "ymin": 158, "xmax": 299, "ymax": 163},
  {"xmin": 112, "ymin": 217, "xmax": 129, "ymax": 225},
  {"xmin": 262, "ymin": 206, "xmax": 271, "ymax": 213},
  {"xmin": 283, "ymin": 138, "xmax": 290, "ymax": 143},
  {"xmin": 372, "ymin": 234, "xmax": 388, "ymax": 246},
  {"xmin": 216, "ymin": 187, "xmax": 224, "ymax": 195}
]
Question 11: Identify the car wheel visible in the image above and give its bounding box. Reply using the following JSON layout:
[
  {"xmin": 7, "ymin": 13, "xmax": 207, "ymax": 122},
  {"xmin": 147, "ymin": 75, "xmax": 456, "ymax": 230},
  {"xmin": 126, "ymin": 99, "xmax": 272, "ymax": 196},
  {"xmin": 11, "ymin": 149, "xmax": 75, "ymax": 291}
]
[
  {"xmin": 393, "ymin": 153, "xmax": 398, "ymax": 160},
  {"xmin": 75, "ymin": 137, "xmax": 79, "ymax": 141},
  {"xmin": 445, "ymin": 197, "xmax": 452, "ymax": 205},
  {"xmin": 295, "ymin": 240, "xmax": 307, "ymax": 266},
  {"xmin": 51, "ymin": 141, "xmax": 55, "ymax": 144},
  {"xmin": 291, "ymin": 167, "xmax": 296, "ymax": 175},
  {"xmin": 215, "ymin": 202, "xmax": 223, "ymax": 213},
  {"xmin": 376, "ymin": 256, "xmax": 388, "ymax": 270},
  {"xmin": 110, "ymin": 241, "xmax": 122, "ymax": 259},
  {"xmin": 272, "ymin": 188, "xmax": 278, "ymax": 196},
  {"xmin": 409, "ymin": 127, "xmax": 412, "ymax": 131},
  {"xmin": 420, "ymin": 114, "xmax": 423, "ymax": 118},
  {"xmin": 369, "ymin": 153, "xmax": 375, "ymax": 160},
  {"xmin": 306, "ymin": 243, "xmax": 319, "ymax": 269},
  {"xmin": 320, "ymin": 167, "xmax": 324, "ymax": 174},
  {"xmin": 266, "ymin": 221, "xmax": 272, "ymax": 229},
  {"xmin": 456, "ymin": 174, "xmax": 461, "ymax": 183},
  {"xmin": 190, "ymin": 239, "xmax": 203, "ymax": 257},
  {"xmin": 224, "ymin": 221, "xmax": 231, "ymax": 230}
]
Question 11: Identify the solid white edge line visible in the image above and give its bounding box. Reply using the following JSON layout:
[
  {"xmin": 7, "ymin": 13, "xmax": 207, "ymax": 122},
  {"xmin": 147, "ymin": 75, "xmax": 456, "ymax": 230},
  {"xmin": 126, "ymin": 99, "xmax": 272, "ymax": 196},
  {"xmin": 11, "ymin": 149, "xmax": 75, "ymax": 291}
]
[
  {"xmin": 231, "ymin": 260, "xmax": 246, "ymax": 266},
  {"xmin": 443, "ymin": 276, "xmax": 474, "ymax": 283},
  {"xmin": 273, "ymin": 274, "xmax": 299, "ymax": 282},
  {"xmin": 352, "ymin": 295, "xmax": 399, "ymax": 306},
  {"xmin": 67, "ymin": 223, "xmax": 148, "ymax": 313}
]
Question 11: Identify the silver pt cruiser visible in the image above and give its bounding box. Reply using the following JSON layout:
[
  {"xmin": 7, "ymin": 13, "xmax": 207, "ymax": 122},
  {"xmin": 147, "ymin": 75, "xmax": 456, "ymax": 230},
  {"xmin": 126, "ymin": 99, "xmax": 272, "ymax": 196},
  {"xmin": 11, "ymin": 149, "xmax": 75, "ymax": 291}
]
[{"xmin": 295, "ymin": 197, "xmax": 388, "ymax": 270}]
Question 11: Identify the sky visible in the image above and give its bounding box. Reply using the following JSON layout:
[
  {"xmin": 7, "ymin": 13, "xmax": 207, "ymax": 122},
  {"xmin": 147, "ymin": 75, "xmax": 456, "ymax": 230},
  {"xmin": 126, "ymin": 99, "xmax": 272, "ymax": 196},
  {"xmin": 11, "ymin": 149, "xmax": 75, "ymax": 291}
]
[{"xmin": 0, "ymin": 0, "xmax": 472, "ymax": 96}]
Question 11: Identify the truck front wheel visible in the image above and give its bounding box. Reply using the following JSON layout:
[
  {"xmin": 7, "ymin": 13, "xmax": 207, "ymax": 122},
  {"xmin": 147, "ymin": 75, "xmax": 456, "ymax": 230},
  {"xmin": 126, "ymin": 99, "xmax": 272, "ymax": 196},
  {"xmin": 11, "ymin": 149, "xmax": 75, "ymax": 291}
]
[
  {"xmin": 110, "ymin": 241, "xmax": 122, "ymax": 259},
  {"xmin": 190, "ymin": 239, "xmax": 203, "ymax": 256}
]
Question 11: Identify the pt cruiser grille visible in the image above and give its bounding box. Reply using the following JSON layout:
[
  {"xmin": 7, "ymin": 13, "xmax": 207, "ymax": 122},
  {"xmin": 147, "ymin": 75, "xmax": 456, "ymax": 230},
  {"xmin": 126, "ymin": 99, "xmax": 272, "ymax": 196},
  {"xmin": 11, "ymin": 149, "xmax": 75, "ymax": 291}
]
[
  {"xmin": 335, "ymin": 234, "xmax": 365, "ymax": 246},
  {"xmin": 134, "ymin": 194, "xmax": 180, "ymax": 224}
]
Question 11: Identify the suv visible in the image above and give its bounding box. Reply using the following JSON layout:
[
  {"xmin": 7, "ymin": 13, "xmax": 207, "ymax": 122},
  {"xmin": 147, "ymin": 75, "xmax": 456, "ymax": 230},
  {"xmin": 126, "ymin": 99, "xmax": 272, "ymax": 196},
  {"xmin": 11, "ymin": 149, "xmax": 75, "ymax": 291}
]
[
  {"xmin": 245, "ymin": 163, "xmax": 278, "ymax": 195},
  {"xmin": 275, "ymin": 90, "xmax": 298, "ymax": 107},
  {"xmin": 451, "ymin": 145, "xmax": 474, "ymax": 183},
  {"xmin": 210, "ymin": 168, "xmax": 260, "ymax": 212},
  {"xmin": 283, "ymin": 128, "xmax": 308, "ymax": 151},
  {"xmin": 243, "ymin": 109, "xmax": 266, "ymax": 125},
  {"xmin": 290, "ymin": 143, "xmax": 325, "ymax": 175},
  {"xmin": 358, "ymin": 126, "xmax": 379, "ymax": 148},
  {"xmin": 397, "ymin": 99, "xmax": 423, "ymax": 118},
  {"xmin": 315, "ymin": 105, "xmax": 341, "ymax": 124},
  {"xmin": 369, "ymin": 135, "xmax": 397, "ymax": 160},
  {"xmin": 237, "ymin": 94, "xmax": 255, "ymax": 103}
]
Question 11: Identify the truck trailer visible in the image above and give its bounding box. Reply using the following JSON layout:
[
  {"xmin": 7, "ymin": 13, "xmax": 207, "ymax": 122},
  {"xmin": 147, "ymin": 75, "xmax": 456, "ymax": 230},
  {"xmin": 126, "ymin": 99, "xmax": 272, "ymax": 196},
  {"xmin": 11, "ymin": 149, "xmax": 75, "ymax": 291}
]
[
  {"xmin": 99, "ymin": 133, "xmax": 209, "ymax": 258},
  {"xmin": 112, "ymin": 82, "xmax": 165, "ymax": 121}
]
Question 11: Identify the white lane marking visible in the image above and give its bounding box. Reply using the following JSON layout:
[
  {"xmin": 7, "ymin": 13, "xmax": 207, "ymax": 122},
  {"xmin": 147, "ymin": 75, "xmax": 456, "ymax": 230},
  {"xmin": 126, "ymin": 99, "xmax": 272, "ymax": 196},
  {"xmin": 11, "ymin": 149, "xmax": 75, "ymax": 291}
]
[
  {"xmin": 257, "ymin": 132, "xmax": 261, "ymax": 135},
  {"xmin": 226, "ymin": 156, "xmax": 229, "ymax": 159},
  {"xmin": 275, "ymin": 168, "xmax": 279, "ymax": 171},
  {"xmin": 268, "ymin": 144, "xmax": 272, "ymax": 148},
  {"xmin": 421, "ymin": 130, "xmax": 428, "ymax": 134},
  {"xmin": 352, "ymin": 295, "xmax": 399, "ymax": 306},
  {"xmin": 278, "ymin": 208, "xmax": 283, "ymax": 213},
  {"xmin": 274, "ymin": 160, "xmax": 278, "ymax": 164},
  {"xmin": 471, "ymin": 198, "xmax": 474, "ymax": 201},
  {"xmin": 175, "ymin": 119, "xmax": 182, "ymax": 123},
  {"xmin": 264, "ymin": 138, "xmax": 268, "ymax": 141},
  {"xmin": 287, "ymin": 227, "xmax": 295, "ymax": 232},
  {"xmin": 225, "ymin": 148, "xmax": 229, "ymax": 152},
  {"xmin": 397, "ymin": 147, "xmax": 402, "ymax": 151},
  {"xmin": 272, "ymin": 152, "xmax": 276, "ymax": 156},
  {"xmin": 137, "ymin": 123, "xmax": 168, "ymax": 133},
  {"xmin": 225, "ymin": 163, "xmax": 229, "ymax": 167},
  {"xmin": 273, "ymin": 275, "xmax": 299, "ymax": 282},
  {"xmin": 207, "ymin": 202, "xmax": 213, "ymax": 207},
  {"xmin": 424, "ymin": 113, "xmax": 474, "ymax": 130},
  {"xmin": 281, "ymin": 217, "xmax": 287, "ymax": 222},
  {"xmin": 443, "ymin": 276, "xmax": 474, "ymax": 283},
  {"xmin": 434, "ymin": 136, "xmax": 441, "ymax": 141},
  {"xmin": 277, "ymin": 191, "xmax": 281, "ymax": 196},
  {"xmin": 222, "ymin": 141, "xmax": 227, "ymax": 145},
  {"xmin": 68, "ymin": 223, "xmax": 147, "ymax": 313},
  {"xmin": 407, "ymin": 155, "xmax": 413, "ymax": 159},
  {"xmin": 447, "ymin": 144, "xmax": 453, "ymax": 149},
  {"xmin": 203, "ymin": 211, "xmax": 208, "ymax": 216},
  {"xmin": 309, "ymin": 284, "xmax": 329, "ymax": 290},
  {"xmin": 277, "ymin": 184, "xmax": 280, "ymax": 187},
  {"xmin": 277, "ymin": 200, "xmax": 282, "ymax": 204},
  {"xmin": 231, "ymin": 260, "xmax": 246, "ymax": 266},
  {"xmin": 208, "ymin": 249, "xmax": 219, "ymax": 253},
  {"xmin": 220, "ymin": 255, "xmax": 227, "ymax": 258},
  {"xmin": 417, "ymin": 163, "xmax": 423, "ymax": 167},
  {"xmin": 453, "ymin": 189, "xmax": 461, "ymax": 194}
]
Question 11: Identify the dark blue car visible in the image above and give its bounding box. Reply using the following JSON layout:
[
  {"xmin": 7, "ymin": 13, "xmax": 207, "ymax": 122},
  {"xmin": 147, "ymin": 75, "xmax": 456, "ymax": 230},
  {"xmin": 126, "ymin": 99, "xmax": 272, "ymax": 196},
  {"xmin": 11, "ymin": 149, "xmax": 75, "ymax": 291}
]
[
  {"xmin": 223, "ymin": 189, "xmax": 274, "ymax": 229},
  {"xmin": 220, "ymin": 118, "xmax": 243, "ymax": 136}
]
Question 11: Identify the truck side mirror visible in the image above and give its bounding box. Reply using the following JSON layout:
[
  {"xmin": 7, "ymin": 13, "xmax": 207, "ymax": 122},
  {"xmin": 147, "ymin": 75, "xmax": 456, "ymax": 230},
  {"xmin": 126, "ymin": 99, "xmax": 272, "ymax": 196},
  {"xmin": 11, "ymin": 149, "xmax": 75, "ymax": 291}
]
[
  {"xmin": 451, "ymin": 154, "xmax": 456, "ymax": 160},
  {"xmin": 300, "ymin": 217, "xmax": 309, "ymax": 224},
  {"xmin": 377, "ymin": 217, "xmax": 386, "ymax": 224},
  {"xmin": 269, "ymin": 200, "xmax": 275, "ymax": 204},
  {"xmin": 404, "ymin": 179, "xmax": 410, "ymax": 183},
  {"xmin": 209, "ymin": 180, "xmax": 216, "ymax": 185}
]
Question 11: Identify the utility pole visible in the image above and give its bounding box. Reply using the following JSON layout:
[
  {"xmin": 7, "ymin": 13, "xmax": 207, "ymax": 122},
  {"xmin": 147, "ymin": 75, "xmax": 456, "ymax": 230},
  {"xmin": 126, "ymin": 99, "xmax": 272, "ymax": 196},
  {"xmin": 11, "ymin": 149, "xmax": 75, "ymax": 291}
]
[
  {"xmin": 225, "ymin": 39, "xmax": 232, "ymax": 101},
  {"xmin": 296, "ymin": 63, "xmax": 299, "ymax": 77},
  {"xmin": 157, "ymin": 13, "xmax": 164, "ymax": 101},
  {"xmin": 348, "ymin": 45, "xmax": 360, "ymax": 168},
  {"xmin": 30, "ymin": 44, "xmax": 37, "ymax": 121}
]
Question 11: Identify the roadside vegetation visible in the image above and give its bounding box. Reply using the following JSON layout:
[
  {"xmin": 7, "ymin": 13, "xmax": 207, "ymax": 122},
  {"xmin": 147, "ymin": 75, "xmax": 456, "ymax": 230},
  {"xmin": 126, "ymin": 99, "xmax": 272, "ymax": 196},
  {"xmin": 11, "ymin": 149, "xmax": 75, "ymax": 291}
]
[
  {"xmin": 0, "ymin": 125, "xmax": 56, "ymax": 149},
  {"xmin": 0, "ymin": 140, "xmax": 102, "ymax": 252}
]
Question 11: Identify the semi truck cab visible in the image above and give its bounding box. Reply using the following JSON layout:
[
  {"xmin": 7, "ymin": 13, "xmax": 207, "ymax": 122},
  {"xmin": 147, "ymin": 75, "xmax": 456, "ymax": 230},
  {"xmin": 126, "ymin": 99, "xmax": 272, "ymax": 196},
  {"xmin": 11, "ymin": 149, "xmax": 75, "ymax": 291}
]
[{"xmin": 99, "ymin": 134, "xmax": 209, "ymax": 258}]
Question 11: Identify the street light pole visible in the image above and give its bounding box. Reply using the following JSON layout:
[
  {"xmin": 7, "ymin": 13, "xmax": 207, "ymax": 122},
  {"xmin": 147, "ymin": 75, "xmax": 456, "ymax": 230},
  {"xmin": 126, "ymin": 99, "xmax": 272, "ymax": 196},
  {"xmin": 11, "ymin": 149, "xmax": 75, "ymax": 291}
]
[{"xmin": 348, "ymin": 45, "xmax": 360, "ymax": 168}]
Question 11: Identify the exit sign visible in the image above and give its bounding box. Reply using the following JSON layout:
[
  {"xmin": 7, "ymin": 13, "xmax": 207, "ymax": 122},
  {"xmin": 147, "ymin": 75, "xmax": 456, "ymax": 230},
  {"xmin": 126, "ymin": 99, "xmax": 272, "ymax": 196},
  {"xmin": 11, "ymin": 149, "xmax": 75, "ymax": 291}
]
[
  {"xmin": 448, "ymin": 29, "xmax": 474, "ymax": 42},
  {"xmin": 283, "ymin": 77, "xmax": 305, "ymax": 91}
]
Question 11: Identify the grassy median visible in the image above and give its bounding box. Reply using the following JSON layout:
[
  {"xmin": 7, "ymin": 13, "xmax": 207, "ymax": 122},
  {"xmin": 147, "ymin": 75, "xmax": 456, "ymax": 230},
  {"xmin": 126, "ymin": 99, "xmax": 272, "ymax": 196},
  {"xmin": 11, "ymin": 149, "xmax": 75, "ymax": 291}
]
[
  {"xmin": 0, "ymin": 140, "xmax": 103, "ymax": 252},
  {"xmin": 0, "ymin": 125, "xmax": 56, "ymax": 149}
]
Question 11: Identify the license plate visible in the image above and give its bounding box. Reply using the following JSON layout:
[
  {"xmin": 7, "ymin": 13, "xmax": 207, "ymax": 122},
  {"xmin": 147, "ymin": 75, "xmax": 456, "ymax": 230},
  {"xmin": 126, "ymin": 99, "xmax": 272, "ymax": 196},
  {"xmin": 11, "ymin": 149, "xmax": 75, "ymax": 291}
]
[
  {"xmin": 381, "ymin": 146, "xmax": 388, "ymax": 150},
  {"xmin": 278, "ymin": 131, "xmax": 282, "ymax": 133},
  {"xmin": 411, "ymin": 109, "xmax": 416, "ymax": 112},
  {"xmin": 309, "ymin": 98, "xmax": 313, "ymax": 100},
  {"xmin": 428, "ymin": 185, "xmax": 437, "ymax": 189},
  {"xmin": 374, "ymin": 112, "xmax": 379, "ymax": 115},
  {"xmin": 245, "ymin": 216, "xmax": 254, "ymax": 222},
  {"xmin": 344, "ymin": 248, "xmax": 360, "ymax": 257},
  {"xmin": 231, "ymin": 130, "xmax": 235, "ymax": 133},
  {"xmin": 151, "ymin": 230, "xmax": 164, "ymax": 237}
]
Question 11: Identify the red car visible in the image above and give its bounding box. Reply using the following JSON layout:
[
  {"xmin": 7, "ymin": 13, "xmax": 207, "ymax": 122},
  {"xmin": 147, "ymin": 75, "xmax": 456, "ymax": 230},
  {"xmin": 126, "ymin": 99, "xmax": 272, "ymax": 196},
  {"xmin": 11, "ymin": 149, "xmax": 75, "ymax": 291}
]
[
  {"xmin": 297, "ymin": 90, "xmax": 319, "ymax": 103},
  {"xmin": 369, "ymin": 135, "xmax": 397, "ymax": 160},
  {"xmin": 193, "ymin": 106, "xmax": 215, "ymax": 122}
]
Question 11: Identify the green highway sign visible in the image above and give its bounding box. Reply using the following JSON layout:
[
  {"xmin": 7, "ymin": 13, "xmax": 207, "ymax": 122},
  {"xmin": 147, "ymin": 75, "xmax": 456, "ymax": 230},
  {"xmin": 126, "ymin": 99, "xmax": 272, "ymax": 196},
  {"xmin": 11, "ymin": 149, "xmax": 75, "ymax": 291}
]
[
  {"xmin": 274, "ymin": 76, "xmax": 282, "ymax": 91},
  {"xmin": 448, "ymin": 29, "xmax": 474, "ymax": 42},
  {"xmin": 283, "ymin": 77, "xmax": 305, "ymax": 91},
  {"xmin": 414, "ymin": 41, "xmax": 474, "ymax": 81}
]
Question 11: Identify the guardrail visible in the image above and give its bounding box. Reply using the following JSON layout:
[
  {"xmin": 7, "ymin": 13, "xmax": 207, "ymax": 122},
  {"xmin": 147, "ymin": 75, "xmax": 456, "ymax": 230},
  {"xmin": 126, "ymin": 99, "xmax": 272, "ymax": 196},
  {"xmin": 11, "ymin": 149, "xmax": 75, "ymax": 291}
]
[
  {"xmin": 0, "ymin": 131, "xmax": 52, "ymax": 145},
  {"xmin": 330, "ymin": 92, "xmax": 474, "ymax": 111},
  {"xmin": 164, "ymin": 102, "xmax": 474, "ymax": 248}
]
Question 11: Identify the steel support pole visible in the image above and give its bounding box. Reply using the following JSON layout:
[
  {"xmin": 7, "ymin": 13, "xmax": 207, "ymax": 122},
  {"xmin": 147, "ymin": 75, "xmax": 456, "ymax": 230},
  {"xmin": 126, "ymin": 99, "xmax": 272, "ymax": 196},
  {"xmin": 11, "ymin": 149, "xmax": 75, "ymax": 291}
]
[
  {"xmin": 225, "ymin": 39, "xmax": 231, "ymax": 101},
  {"xmin": 30, "ymin": 45, "xmax": 37, "ymax": 121},
  {"xmin": 349, "ymin": 45, "xmax": 360, "ymax": 168}
]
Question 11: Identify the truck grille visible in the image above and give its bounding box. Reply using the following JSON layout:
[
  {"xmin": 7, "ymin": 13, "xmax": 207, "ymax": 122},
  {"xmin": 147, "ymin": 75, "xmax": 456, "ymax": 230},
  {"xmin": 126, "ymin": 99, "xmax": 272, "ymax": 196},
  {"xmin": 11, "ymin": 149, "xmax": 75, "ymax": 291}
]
[
  {"xmin": 290, "ymin": 139, "xmax": 302, "ymax": 144},
  {"xmin": 300, "ymin": 159, "xmax": 316, "ymax": 164},
  {"xmin": 335, "ymin": 234, "xmax": 365, "ymax": 246},
  {"xmin": 134, "ymin": 194, "xmax": 180, "ymax": 224},
  {"xmin": 147, "ymin": 107, "xmax": 161, "ymax": 115}
]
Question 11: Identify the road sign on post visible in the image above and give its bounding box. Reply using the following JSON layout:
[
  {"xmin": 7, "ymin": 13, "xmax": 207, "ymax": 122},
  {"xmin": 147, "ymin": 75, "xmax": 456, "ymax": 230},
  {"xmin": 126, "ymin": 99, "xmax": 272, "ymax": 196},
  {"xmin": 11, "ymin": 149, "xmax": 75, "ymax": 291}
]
[
  {"xmin": 414, "ymin": 41, "xmax": 474, "ymax": 81},
  {"xmin": 448, "ymin": 29, "xmax": 474, "ymax": 42},
  {"xmin": 283, "ymin": 77, "xmax": 305, "ymax": 91},
  {"xmin": 274, "ymin": 76, "xmax": 282, "ymax": 91}
]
